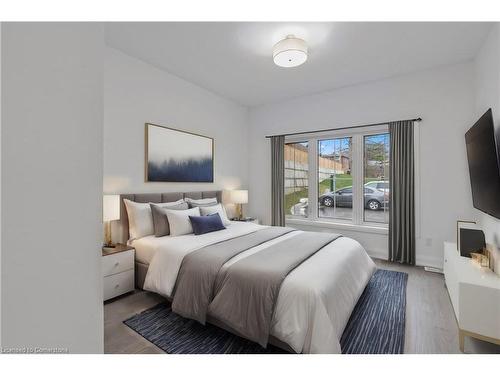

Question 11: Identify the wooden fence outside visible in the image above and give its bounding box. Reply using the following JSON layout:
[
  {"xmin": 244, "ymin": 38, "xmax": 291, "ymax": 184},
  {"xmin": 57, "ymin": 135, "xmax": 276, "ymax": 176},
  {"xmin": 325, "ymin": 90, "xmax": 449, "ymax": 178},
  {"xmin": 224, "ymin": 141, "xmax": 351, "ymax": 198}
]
[{"xmin": 284, "ymin": 143, "xmax": 350, "ymax": 195}]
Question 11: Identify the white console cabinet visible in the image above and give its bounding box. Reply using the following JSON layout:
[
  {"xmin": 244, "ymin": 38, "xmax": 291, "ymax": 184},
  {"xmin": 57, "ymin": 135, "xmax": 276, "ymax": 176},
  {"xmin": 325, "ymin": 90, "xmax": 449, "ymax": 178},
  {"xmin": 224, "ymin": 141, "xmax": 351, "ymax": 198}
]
[{"xmin": 443, "ymin": 242, "xmax": 500, "ymax": 352}]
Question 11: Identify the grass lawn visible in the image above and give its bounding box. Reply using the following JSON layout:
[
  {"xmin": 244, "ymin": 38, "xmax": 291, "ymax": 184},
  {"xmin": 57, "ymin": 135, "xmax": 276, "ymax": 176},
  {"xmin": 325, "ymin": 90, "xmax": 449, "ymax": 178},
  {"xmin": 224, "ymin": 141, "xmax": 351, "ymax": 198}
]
[
  {"xmin": 285, "ymin": 174, "xmax": 379, "ymax": 213},
  {"xmin": 319, "ymin": 174, "xmax": 353, "ymax": 192}
]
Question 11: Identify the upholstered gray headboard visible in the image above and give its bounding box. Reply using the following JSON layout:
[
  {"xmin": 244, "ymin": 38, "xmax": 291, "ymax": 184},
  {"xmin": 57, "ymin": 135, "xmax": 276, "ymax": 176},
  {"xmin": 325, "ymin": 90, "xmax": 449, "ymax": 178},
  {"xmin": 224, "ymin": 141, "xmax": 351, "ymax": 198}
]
[{"xmin": 113, "ymin": 190, "xmax": 222, "ymax": 244}]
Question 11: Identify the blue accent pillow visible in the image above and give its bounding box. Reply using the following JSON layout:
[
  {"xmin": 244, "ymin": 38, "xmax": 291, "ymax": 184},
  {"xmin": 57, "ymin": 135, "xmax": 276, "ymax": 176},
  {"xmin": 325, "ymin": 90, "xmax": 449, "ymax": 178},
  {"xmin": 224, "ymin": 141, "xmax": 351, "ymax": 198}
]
[{"xmin": 189, "ymin": 213, "xmax": 226, "ymax": 235}]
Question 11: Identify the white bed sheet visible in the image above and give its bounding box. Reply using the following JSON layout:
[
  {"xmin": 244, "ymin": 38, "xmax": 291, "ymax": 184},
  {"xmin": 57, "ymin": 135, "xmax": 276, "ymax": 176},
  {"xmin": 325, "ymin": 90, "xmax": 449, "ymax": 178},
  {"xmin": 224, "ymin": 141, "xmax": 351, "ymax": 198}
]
[
  {"xmin": 143, "ymin": 222, "xmax": 376, "ymax": 353},
  {"xmin": 131, "ymin": 236, "xmax": 159, "ymax": 264},
  {"xmin": 132, "ymin": 222, "xmax": 261, "ymax": 264}
]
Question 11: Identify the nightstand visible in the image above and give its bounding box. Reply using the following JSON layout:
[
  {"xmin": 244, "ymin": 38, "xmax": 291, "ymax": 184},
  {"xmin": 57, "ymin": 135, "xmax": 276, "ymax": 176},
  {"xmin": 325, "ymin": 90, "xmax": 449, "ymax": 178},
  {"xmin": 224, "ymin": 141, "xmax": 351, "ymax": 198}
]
[
  {"xmin": 102, "ymin": 244, "xmax": 135, "ymax": 301},
  {"xmin": 231, "ymin": 217, "xmax": 260, "ymax": 225}
]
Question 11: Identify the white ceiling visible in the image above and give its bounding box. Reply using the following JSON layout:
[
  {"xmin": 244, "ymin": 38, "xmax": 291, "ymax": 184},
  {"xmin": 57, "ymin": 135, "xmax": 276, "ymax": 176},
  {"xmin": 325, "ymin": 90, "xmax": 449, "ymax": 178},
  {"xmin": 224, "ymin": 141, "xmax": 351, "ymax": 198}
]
[{"xmin": 105, "ymin": 22, "xmax": 493, "ymax": 107}]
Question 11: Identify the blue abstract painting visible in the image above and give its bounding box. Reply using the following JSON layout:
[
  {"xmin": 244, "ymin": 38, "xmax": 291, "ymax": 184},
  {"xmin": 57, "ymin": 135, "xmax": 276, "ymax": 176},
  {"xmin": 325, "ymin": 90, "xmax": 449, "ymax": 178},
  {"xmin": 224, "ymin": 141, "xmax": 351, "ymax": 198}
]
[{"xmin": 146, "ymin": 124, "xmax": 214, "ymax": 182}]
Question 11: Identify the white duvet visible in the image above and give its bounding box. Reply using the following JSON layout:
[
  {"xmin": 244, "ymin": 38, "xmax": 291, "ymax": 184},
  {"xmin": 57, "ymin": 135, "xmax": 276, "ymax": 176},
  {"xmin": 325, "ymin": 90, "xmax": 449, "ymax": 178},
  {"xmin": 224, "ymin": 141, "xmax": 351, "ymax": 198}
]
[{"xmin": 140, "ymin": 222, "xmax": 376, "ymax": 354}]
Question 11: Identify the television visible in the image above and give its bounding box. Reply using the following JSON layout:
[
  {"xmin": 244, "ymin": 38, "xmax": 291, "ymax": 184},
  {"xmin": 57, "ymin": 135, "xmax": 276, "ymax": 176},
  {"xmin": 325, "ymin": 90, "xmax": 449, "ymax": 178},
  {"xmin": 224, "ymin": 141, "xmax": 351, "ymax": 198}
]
[{"xmin": 465, "ymin": 108, "xmax": 500, "ymax": 219}]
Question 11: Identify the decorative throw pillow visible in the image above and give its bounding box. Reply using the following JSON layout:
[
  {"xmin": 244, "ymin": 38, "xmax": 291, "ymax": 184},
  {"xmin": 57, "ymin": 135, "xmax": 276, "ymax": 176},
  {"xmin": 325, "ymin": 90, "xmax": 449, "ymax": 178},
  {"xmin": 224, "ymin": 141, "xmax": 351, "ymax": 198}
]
[
  {"xmin": 199, "ymin": 203, "xmax": 231, "ymax": 226},
  {"xmin": 124, "ymin": 199, "xmax": 185, "ymax": 240},
  {"xmin": 165, "ymin": 206, "xmax": 201, "ymax": 236},
  {"xmin": 124, "ymin": 199, "xmax": 155, "ymax": 241},
  {"xmin": 189, "ymin": 213, "xmax": 226, "ymax": 235},
  {"xmin": 185, "ymin": 197, "xmax": 218, "ymax": 208},
  {"xmin": 150, "ymin": 202, "xmax": 189, "ymax": 237}
]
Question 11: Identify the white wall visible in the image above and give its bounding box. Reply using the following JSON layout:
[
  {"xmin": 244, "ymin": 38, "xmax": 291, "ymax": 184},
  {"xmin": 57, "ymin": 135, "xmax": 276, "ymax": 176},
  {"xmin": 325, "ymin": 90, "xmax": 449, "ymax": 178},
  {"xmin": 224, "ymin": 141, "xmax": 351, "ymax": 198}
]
[
  {"xmin": 0, "ymin": 22, "xmax": 2, "ymax": 348},
  {"xmin": 104, "ymin": 48, "xmax": 249, "ymax": 200},
  {"xmin": 1, "ymin": 23, "xmax": 104, "ymax": 353},
  {"xmin": 248, "ymin": 63, "xmax": 476, "ymax": 268},
  {"xmin": 473, "ymin": 24, "xmax": 500, "ymax": 272}
]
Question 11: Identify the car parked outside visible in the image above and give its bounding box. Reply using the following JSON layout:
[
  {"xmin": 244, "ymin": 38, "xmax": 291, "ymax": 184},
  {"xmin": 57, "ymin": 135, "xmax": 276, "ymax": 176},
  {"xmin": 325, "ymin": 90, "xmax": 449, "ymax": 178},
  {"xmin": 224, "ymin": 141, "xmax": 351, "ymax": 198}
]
[
  {"xmin": 364, "ymin": 180, "xmax": 389, "ymax": 193},
  {"xmin": 319, "ymin": 186, "xmax": 388, "ymax": 210}
]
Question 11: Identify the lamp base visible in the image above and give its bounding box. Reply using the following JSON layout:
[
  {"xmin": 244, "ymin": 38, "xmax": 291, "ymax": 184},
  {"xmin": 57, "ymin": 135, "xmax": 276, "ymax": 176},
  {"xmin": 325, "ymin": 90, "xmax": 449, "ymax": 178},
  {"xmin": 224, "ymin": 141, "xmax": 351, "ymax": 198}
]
[
  {"xmin": 236, "ymin": 203, "xmax": 243, "ymax": 220},
  {"xmin": 104, "ymin": 221, "xmax": 115, "ymax": 248}
]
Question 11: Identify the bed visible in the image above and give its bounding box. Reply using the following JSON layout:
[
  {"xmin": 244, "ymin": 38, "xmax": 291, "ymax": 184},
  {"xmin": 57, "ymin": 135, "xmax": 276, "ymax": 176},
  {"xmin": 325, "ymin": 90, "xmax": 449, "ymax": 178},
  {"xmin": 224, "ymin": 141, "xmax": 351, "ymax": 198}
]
[{"xmin": 115, "ymin": 191, "xmax": 376, "ymax": 354}]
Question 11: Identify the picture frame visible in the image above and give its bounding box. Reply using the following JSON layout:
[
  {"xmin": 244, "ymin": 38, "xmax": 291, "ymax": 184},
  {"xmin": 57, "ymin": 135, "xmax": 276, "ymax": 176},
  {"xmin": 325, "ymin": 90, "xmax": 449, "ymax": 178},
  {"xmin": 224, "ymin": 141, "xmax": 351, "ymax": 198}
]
[
  {"xmin": 456, "ymin": 220, "xmax": 487, "ymax": 259},
  {"xmin": 456, "ymin": 219, "xmax": 477, "ymax": 251},
  {"xmin": 145, "ymin": 123, "xmax": 214, "ymax": 182}
]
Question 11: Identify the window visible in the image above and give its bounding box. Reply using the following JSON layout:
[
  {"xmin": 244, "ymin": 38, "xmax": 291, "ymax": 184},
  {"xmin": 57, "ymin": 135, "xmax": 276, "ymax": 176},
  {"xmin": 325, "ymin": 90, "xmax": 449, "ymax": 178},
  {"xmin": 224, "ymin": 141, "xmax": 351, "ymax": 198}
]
[
  {"xmin": 284, "ymin": 127, "xmax": 390, "ymax": 229},
  {"xmin": 317, "ymin": 137, "xmax": 352, "ymax": 220},
  {"xmin": 284, "ymin": 142, "xmax": 309, "ymax": 217},
  {"xmin": 363, "ymin": 134, "xmax": 390, "ymax": 224}
]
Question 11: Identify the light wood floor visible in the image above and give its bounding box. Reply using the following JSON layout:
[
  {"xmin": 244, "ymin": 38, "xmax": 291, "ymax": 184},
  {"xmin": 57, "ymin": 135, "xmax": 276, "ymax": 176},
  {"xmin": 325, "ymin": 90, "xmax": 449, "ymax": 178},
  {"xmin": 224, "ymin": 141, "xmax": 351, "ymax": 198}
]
[{"xmin": 104, "ymin": 259, "xmax": 500, "ymax": 354}]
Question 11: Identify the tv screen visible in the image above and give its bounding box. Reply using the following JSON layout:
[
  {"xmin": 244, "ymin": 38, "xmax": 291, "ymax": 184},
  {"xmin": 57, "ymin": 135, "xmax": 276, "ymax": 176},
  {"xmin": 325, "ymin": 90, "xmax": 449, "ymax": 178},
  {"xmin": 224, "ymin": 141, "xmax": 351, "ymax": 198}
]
[{"xmin": 465, "ymin": 108, "xmax": 500, "ymax": 219}]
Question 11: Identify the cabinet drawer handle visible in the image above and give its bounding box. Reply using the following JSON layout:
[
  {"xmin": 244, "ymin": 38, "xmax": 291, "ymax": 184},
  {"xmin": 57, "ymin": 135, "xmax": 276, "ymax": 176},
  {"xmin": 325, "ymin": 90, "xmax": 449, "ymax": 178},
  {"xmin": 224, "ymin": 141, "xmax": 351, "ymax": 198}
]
[
  {"xmin": 114, "ymin": 284, "xmax": 120, "ymax": 289},
  {"xmin": 114, "ymin": 262, "xmax": 120, "ymax": 267}
]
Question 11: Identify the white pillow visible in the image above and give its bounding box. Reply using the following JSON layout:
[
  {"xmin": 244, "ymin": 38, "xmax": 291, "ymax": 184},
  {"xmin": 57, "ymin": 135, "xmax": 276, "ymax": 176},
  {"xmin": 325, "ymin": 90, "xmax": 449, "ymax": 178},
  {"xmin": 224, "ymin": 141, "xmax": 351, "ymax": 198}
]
[
  {"xmin": 124, "ymin": 199, "xmax": 185, "ymax": 240},
  {"xmin": 124, "ymin": 199, "xmax": 154, "ymax": 241},
  {"xmin": 165, "ymin": 206, "xmax": 201, "ymax": 236},
  {"xmin": 200, "ymin": 204, "xmax": 231, "ymax": 226}
]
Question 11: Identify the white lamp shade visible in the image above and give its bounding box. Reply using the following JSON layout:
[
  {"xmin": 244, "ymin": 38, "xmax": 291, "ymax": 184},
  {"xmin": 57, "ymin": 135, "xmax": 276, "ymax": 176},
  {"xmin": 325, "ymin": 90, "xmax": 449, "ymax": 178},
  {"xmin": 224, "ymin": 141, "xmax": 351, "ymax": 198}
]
[
  {"xmin": 103, "ymin": 195, "xmax": 120, "ymax": 222},
  {"xmin": 225, "ymin": 190, "xmax": 248, "ymax": 204},
  {"xmin": 273, "ymin": 35, "xmax": 308, "ymax": 68}
]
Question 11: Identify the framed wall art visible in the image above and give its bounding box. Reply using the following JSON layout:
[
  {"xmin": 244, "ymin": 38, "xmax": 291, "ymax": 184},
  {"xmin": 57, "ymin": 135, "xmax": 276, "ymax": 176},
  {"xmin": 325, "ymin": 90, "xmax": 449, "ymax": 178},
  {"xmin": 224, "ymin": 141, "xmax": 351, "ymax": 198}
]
[{"xmin": 145, "ymin": 123, "xmax": 214, "ymax": 182}]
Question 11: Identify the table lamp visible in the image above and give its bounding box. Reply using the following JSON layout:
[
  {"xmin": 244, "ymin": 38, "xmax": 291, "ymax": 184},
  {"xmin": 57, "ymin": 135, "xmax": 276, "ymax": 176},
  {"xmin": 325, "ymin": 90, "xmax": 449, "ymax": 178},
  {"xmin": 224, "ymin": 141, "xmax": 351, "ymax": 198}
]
[
  {"xmin": 226, "ymin": 190, "xmax": 248, "ymax": 220},
  {"xmin": 103, "ymin": 195, "xmax": 120, "ymax": 248}
]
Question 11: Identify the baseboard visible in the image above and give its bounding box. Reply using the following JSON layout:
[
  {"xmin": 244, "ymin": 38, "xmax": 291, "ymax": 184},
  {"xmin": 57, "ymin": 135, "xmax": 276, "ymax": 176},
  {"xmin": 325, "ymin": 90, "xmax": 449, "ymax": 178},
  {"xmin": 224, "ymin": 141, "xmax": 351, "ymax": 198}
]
[{"xmin": 424, "ymin": 266, "xmax": 444, "ymax": 274}]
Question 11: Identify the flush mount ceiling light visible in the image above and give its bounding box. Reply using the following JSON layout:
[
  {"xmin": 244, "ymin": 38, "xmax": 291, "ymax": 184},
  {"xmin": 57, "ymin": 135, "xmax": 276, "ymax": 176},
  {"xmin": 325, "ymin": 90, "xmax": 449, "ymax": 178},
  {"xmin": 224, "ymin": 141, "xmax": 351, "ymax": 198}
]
[{"xmin": 273, "ymin": 35, "xmax": 308, "ymax": 68}]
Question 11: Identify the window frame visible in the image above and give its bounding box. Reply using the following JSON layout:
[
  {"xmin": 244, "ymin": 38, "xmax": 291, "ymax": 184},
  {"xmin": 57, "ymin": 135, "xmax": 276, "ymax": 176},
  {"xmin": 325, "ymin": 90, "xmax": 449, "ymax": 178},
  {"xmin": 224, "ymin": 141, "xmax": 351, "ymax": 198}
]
[
  {"xmin": 362, "ymin": 132, "xmax": 390, "ymax": 225},
  {"xmin": 317, "ymin": 135, "xmax": 353, "ymax": 222},
  {"xmin": 284, "ymin": 124, "xmax": 390, "ymax": 233},
  {"xmin": 284, "ymin": 141, "xmax": 310, "ymax": 219}
]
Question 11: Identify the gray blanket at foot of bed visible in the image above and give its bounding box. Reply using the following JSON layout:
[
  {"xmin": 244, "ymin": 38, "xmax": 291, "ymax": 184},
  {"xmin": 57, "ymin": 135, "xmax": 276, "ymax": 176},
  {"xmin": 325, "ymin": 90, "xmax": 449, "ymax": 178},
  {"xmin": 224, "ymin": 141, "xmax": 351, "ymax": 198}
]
[
  {"xmin": 171, "ymin": 226, "xmax": 295, "ymax": 323},
  {"xmin": 208, "ymin": 231, "xmax": 342, "ymax": 347}
]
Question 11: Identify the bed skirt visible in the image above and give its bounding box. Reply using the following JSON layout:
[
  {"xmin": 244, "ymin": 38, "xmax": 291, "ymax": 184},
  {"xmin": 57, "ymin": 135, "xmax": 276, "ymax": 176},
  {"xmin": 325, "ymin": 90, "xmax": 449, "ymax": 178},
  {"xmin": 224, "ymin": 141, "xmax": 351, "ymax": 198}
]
[{"xmin": 135, "ymin": 261, "xmax": 149, "ymax": 290}]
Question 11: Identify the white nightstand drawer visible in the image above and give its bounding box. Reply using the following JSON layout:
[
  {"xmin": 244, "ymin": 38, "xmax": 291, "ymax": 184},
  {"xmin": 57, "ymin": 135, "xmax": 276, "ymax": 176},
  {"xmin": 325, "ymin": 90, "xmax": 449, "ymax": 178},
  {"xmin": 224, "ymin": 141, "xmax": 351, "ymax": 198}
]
[
  {"xmin": 102, "ymin": 249, "xmax": 134, "ymax": 277},
  {"xmin": 103, "ymin": 269, "xmax": 134, "ymax": 301}
]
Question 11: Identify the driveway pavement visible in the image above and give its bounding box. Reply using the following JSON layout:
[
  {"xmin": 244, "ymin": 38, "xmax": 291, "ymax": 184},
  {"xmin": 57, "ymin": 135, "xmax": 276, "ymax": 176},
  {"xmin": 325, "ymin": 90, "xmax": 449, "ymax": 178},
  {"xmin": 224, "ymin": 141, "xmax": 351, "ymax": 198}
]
[{"xmin": 290, "ymin": 204, "xmax": 389, "ymax": 224}]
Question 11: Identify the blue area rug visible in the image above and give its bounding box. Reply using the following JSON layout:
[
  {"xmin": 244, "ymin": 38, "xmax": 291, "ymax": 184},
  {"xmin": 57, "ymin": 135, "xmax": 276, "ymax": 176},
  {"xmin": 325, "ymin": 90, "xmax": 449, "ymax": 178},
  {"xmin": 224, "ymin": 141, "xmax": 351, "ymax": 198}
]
[
  {"xmin": 123, "ymin": 269, "xmax": 407, "ymax": 354},
  {"xmin": 340, "ymin": 269, "xmax": 408, "ymax": 354}
]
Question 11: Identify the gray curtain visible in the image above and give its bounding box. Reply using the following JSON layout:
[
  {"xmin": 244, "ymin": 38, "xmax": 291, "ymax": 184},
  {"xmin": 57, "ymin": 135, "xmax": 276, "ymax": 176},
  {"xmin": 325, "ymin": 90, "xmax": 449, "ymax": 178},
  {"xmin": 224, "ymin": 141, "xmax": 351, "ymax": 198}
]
[
  {"xmin": 271, "ymin": 136, "xmax": 285, "ymax": 226},
  {"xmin": 389, "ymin": 120, "xmax": 415, "ymax": 265}
]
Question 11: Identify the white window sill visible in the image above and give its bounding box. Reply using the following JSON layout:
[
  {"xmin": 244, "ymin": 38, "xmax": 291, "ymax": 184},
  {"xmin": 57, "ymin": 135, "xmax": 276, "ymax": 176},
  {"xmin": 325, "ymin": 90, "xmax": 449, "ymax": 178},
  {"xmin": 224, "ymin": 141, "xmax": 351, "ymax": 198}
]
[{"xmin": 285, "ymin": 217, "xmax": 389, "ymax": 235}]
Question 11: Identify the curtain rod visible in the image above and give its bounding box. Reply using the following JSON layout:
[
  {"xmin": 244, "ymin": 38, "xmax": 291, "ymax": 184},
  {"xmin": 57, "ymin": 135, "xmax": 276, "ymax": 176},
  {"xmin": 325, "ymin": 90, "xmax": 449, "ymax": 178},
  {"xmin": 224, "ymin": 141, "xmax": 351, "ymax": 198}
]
[{"xmin": 265, "ymin": 117, "xmax": 422, "ymax": 139}]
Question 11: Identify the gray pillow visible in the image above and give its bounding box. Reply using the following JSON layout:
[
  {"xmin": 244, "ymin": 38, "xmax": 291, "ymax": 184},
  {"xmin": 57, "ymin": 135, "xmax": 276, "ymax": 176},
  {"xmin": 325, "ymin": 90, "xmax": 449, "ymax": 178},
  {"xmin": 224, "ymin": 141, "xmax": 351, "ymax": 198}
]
[
  {"xmin": 188, "ymin": 202, "xmax": 218, "ymax": 208},
  {"xmin": 187, "ymin": 198, "xmax": 218, "ymax": 208},
  {"xmin": 150, "ymin": 202, "xmax": 189, "ymax": 237}
]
